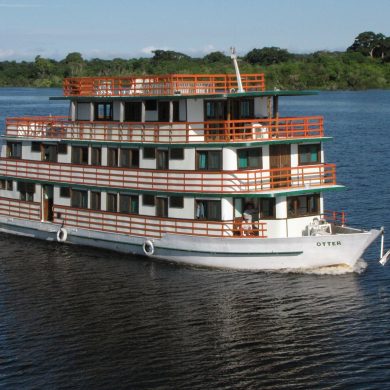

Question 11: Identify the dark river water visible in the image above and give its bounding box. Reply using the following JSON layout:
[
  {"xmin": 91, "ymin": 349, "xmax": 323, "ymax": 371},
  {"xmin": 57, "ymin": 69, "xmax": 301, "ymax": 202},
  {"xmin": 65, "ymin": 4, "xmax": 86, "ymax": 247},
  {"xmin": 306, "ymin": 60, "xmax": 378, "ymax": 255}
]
[{"xmin": 0, "ymin": 88, "xmax": 389, "ymax": 389}]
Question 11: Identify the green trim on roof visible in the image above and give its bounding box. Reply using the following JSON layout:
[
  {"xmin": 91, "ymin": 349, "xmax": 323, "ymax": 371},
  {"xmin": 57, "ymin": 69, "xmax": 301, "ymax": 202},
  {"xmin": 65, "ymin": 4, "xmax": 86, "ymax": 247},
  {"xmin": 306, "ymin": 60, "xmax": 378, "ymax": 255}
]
[
  {"xmin": 0, "ymin": 175, "xmax": 345, "ymax": 198},
  {"xmin": 2, "ymin": 136, "xmax": 332, "ymax": 148},
  {"xmin": 50, "ymin": 89, "xmax": 319, "ymax": 102}
]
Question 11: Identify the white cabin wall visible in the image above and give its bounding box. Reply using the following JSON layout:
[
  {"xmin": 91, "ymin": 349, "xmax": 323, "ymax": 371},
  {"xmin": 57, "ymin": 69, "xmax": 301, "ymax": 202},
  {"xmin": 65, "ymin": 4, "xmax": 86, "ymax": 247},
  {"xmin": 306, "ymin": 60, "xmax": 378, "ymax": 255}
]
[
  {"xmin": 169, "ymin": 198, "xmax": 194, "ymax": 219},
  {"xmin": 223, "ymin": 148, "xmax": 237, "ymax": 170},
  {"xmin": 287, "ymin": 215, "xmax": 321, "ymax": 237},
  {"xmin": 179, "ymin": 100, "xmax": 187, "ymax": 121},
  {"xmin": 113, "ymin": 101, "xmax": 122, "ymax": 121},
  {"xmin": 221, "ymin": 197, "xmax": 233, "ymax": 220},
  {"xmin": 55, "ymin": 186, "xmax": 71, "ymax": 206},
  {"xmin": 145, "ymin": 109, "xmax": 158, "ymax": 122},
  {"xmin": 276, "ymin": 196, "xmax": 287, "ymax": 219},
  {"xmin": 76, "ymin": 103, "xmax": 91, "ymax": 121},
  {"xmin": 70, "ymin": 101, "xmax": 76, "ymax": 121},
  {"xmin": 101, "ymin": 146, "xmax": 108, "ymax": 166},
  {"xmin": 140, "ymin": 203, "xmax": 155, "ymax": 217},
  {"xmin": 169, "ymin": 149, "xmax": 194, "ymax": 170},
  {"xmin": 58, "ymin": 146, "xmax": 71, "ymax": 163},
  {"xmin": 140, "ymin": 150, "xmax": 156, "ymax": 169},
  {"xmin": 186, "ymin": 99, "xmax": 203, "ymax": 122},
  {"xmin": 290, "ymin": 144, "xmax": 298, "ymax": 167},
  {"xmin": 262, "ymin": 145, "xmax": 270, "ymax": 170},
  {"xmin": 23, "ymin": 142, "xmax": 39, "ymax": 160},
  {"xmin": 254, "ymin": 97, "xmax": 268, "ymax": 118}
]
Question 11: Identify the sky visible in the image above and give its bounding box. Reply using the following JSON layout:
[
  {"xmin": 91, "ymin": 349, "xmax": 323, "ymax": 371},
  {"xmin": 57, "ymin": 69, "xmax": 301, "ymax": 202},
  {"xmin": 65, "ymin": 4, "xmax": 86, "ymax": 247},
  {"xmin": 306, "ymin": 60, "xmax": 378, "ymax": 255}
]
[{"xmin": 0, "ymin": 0, "xmax": 389, "ymax": 61}]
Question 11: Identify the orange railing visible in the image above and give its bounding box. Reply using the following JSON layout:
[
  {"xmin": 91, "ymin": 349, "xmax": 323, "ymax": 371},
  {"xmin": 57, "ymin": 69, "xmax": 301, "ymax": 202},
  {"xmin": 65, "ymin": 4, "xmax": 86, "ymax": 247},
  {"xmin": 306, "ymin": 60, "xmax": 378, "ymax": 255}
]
[
  {"xmin": 323, "ymin": 210, "xmax": 346, "ymax": 226},
  {"xmin": 0, "ymin": 196, "xmax": 41, "ymax": 220},
  {"xmin": 0, "ymin": 158, "xmax": 336, "ymax": 194},
  {"xmin": 63, "ymin": 74, "xmax": 265, "ymax": 97},
  {"xmin": 5, "ymin": 116, "xmax": 324, "ymax": 143},
  {"xmin": 53, "ymin": 205, "xmax": 267, "ymax": 238}
]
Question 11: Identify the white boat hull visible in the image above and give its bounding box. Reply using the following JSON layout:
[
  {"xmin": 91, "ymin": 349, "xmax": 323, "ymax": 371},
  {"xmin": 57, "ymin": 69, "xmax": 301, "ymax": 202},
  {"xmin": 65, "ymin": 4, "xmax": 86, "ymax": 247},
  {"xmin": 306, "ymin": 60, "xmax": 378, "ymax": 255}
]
[{"xmin": 0, "ymin": 217, "xmax": 381, "ymax": 271}]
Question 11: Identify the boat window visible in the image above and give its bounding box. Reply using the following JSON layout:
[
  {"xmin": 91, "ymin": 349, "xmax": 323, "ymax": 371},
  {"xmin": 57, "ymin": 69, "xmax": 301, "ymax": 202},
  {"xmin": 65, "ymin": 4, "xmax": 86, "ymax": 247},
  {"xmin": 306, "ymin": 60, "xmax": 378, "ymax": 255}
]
[
  {"xmin": 195, "ymin": 199, "xmax": 221, "ymax": 221},
  {"xmin": 119, "ymin": 194, "xmax": 139, "ymax": 214},
  {"xmin": 156, "ymin": 197, "xmax": 168, "ymax": 218},
  {"xmin": 173, "ymin": 101, "xmax": 180, "ymax": 122},
  {"xmin": 170, "ymin": 196, "xmax": 184, "ymax": 208},
  {"xmin": 120, "ymin": 148, "xmax": 139, "ymax": 168},
  {"xmin": 298, "ymin": 144, "xmax": 321, "ymax": 165},
  {"xmin": 91, "ymin": 147, "xmax": 102, "ymax": 166},
  {"xmin": 18, "ymin": 182, "xmax": 35, "ymax": 202},
  {"xmin": 95, "ymin": 102, "xmax": 113, "ymax": 121},
  {"xmin": 143, "ymin": 194, "xmax": 155, "ymax": 206},
  {"xmin": 145, "ymin": 100, "xmax": 157, "ymax": 111},
  {"xmin": 42, "ymin": 144, "xmax": 58, "ymax": 163},
  {"xmin": 156, "ymin": 150, "xmax": 169, "ymax": 170},
  {"xmin": 204, "ymin": 100, "xmax": 227, "ymax": 120},
  {"xmin": 169, "ymin": 148, "xmax": 184, "ymax": 160},
  {"xmin": 0, "ymin": 179, "xmax": 13, "ymax": 191},
  {"xmin": 60, "ymin": 187, "xmax": 70, "ymax": 198},
  {"xmin": 230, "ymin": 99, "xmax": 254, "ymax": 119},
  {"xmin": 196, "ymin": 150, "xmax": 222, "ymax": 170},
  {"xmin": 7, "ymin": 142, "xmax": 22, "ymax": 159},
  {"xmin": 143, "ymin": 147, "xmax": 156, "ymax": 159},
  {"xmin": 58, "ymin": 143, "xmax": 68, "ymax": 154},
  {"xmin": 237, "ymin": 147, "xmax": 262, "ymax": 169},
  {"xmin": 106, "ymin": 193, "xmax": 118, "ymax": 212},
  {"xmin": 71, "ymin": 189, "xmax": 88, "ymax": 209},
  {"xmin": 71, "ymin": 146, "xmax": 89, "ymax": 165},
  {"xmin": 259, "ymin": 198, "xmax": 276, "ymax": 219},
  {"xmin": 158, "ymin": 101, "xmax": 170, "ymax": 122},
  {"xmin": 31, "ymin": 142, "xmax": 41, "ymax": 152},
  {"xmin": 287, "ymin": 194, "xmax": 320, "ymax": 218},
  {"xmin": 90, "ymin": 191, "xmax": 101, "ymax": 211},
  {"xmin": 124, "ymin": 102, "xmax": 142, "ymax": 122},
  {"xmin": 107, "ymin": 148, "xmax": 119, "ymax": 167}
]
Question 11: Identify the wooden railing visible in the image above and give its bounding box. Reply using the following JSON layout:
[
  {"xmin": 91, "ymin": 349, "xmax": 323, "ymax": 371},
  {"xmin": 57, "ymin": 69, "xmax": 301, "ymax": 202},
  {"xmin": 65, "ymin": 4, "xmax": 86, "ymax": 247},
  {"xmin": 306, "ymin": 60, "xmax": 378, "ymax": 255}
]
[
  {"xmin": 0, "ymin": 196, "xmax": 41, "ymax": 220},
  {"xmin": 0, "ymin": 158, "xmax": 337, "ymax": 194},
  {"xmin": 323, "ymin": 210, "xmax": 346, "ymax": 226},
  {"xmin": 63, "ymin": 73, "xmax": 265, "ymax": 97},
  {"xmin": 53, "ymin": 206, "xmax": 267, "ymax": 239},
  {"xmin": 5, "ymin": 116, "xmax": 324, "ymax": 143}
]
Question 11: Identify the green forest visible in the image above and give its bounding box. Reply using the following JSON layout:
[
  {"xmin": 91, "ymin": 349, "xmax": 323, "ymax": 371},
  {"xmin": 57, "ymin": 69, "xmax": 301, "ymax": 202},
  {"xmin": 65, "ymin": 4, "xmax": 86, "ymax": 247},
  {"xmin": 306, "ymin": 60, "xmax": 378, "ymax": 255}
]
[{"xmin": 1, "ymin": 31, "xmax": 390, "ymax": 90}]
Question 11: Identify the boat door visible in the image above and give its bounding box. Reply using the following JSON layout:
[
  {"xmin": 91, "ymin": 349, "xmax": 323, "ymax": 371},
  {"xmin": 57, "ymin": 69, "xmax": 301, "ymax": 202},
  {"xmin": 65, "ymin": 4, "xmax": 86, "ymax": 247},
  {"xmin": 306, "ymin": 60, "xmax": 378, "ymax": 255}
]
[
  {"xmin": 156, "ymin": 149, "xmax": 169, "ymax": 170},
  {"xmin": 269, "ymin": 144, "xmax": 291, "ymax": 188},
  {"xmin": 42, "ymin": 184, "xmax": 54, "ymax": 222},
  {"xmin": 156, "ymin": 197, "xmax": 168, "ymax": 218}
]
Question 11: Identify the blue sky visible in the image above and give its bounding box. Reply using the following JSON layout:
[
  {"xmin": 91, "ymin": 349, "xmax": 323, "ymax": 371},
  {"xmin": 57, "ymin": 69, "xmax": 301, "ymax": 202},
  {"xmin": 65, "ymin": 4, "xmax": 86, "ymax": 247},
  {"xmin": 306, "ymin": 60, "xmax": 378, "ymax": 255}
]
[{"xmin": 0, "ymin": 0, "xmax": 389, "ymax": 61}]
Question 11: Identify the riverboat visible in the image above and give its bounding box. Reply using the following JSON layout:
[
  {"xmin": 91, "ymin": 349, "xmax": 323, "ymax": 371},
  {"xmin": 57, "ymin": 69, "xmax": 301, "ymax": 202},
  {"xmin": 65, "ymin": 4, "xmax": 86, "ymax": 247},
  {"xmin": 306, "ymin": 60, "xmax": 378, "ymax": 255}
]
[{"xmin": 0, "ymin": 51, "xmax": 383, "ymax": 270}]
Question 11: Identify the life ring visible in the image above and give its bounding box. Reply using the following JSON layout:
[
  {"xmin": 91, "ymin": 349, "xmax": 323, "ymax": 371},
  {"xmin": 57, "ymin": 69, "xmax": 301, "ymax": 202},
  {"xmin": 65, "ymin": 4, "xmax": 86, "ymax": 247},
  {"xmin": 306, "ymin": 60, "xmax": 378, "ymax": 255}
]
[
  {"xmin": 56, "ymin": 227, "xmax": 68, "ymax": 243},
  {"xmin": 142, "ymin": 240, "xmax": 154, "ymax": 256}
]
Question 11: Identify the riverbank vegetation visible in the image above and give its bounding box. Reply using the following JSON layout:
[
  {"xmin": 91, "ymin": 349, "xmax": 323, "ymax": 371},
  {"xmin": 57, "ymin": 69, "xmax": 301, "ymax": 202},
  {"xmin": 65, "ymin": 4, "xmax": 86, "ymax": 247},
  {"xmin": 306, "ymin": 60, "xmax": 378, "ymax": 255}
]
[{"xmin": 0, "ymin": 31, "xmax": 389, "ymax": 90}]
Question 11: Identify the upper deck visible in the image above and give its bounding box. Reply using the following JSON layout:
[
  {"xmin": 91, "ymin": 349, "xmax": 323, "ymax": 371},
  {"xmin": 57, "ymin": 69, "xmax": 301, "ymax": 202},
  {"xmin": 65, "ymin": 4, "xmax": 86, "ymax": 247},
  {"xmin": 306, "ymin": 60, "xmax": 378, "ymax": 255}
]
[{"xmin": 63, "ymin": 74, "xmax": 266, "ymax": 97}]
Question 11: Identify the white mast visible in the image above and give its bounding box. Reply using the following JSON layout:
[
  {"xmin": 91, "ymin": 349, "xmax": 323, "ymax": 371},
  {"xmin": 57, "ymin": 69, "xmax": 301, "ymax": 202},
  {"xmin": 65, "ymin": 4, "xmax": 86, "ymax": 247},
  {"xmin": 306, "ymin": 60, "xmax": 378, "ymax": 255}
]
[{"xmin": 230, "ymin": 47, "xmax": 244, "ymax": 93}]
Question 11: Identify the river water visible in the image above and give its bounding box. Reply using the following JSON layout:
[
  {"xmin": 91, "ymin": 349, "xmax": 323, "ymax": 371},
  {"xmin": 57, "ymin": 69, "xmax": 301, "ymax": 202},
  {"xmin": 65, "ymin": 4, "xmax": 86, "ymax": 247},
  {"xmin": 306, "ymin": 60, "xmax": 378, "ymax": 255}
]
[{"xmin": 0, "ymin": 89, "xmax": 389, "ymax": 389}]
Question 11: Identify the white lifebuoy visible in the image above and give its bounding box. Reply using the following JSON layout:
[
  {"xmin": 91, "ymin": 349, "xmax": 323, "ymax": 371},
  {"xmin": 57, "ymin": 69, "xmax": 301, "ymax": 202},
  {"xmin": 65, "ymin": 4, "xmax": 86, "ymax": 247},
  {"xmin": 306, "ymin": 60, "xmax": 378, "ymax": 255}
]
[
  {"xmin": 142, "ymin": 240, "xmax": 154, "ymax": 256},
  {"xmin": 56, "ymin": 227, "xmax": 68, "ymax": 243}
]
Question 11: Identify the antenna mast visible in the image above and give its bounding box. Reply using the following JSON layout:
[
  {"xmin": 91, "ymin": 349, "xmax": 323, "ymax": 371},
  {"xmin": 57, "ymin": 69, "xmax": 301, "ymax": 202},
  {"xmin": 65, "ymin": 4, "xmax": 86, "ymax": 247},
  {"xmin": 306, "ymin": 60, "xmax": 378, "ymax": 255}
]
[{"xmin": 230, "ymin": 47, "xmax": 244, "ymax": 93}]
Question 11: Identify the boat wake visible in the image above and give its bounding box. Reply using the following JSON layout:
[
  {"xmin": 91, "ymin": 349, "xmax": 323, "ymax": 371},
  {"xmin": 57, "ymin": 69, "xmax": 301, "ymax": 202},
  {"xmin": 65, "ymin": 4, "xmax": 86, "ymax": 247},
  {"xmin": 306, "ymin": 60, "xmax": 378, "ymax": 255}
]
[{"xmin": 279, "ymin": 258, "xmax": 368, "ymax": 275}]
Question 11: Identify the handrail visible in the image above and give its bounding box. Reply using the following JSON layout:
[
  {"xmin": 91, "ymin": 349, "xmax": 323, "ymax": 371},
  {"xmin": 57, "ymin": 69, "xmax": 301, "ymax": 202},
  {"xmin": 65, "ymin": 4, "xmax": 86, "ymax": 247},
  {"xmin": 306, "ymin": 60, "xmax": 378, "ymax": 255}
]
[
  {"xmin": 5, "ymin": 115, "xmax": 324, "ymax": 143},
  {"xmin": 0, "ymin": 158, "xmax": 337, "ymax": 194},
  {"xmin": 322, "ymin": 210, "xmax": 346, "ymax": 226},
  {"xmin": 63, "ymin": 73, "xmax": 265, "ymax": 97},
  {"xmin": 53, "ymin": 205, "xmax": 267, "ymax": 238},
  {"xmin": 0, "ymin": 196, "xmax": 41, "ymax": 220}
]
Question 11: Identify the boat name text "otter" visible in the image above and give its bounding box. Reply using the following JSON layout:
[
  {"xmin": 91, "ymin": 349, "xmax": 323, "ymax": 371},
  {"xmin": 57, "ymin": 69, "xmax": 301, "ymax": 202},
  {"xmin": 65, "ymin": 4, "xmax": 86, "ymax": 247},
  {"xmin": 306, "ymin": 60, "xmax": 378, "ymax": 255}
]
[{"xmin": 316, "ymin": 241, "xmax": 342, "ymax": 247}]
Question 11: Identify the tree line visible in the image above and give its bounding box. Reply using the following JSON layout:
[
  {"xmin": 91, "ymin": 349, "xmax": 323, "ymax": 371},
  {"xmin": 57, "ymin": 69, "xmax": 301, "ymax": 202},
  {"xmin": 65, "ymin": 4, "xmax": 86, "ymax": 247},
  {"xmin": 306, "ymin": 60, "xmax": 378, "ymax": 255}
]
[{"xmin": 0, "ymin": 31, "xmax": 389, "ymax": 90}]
